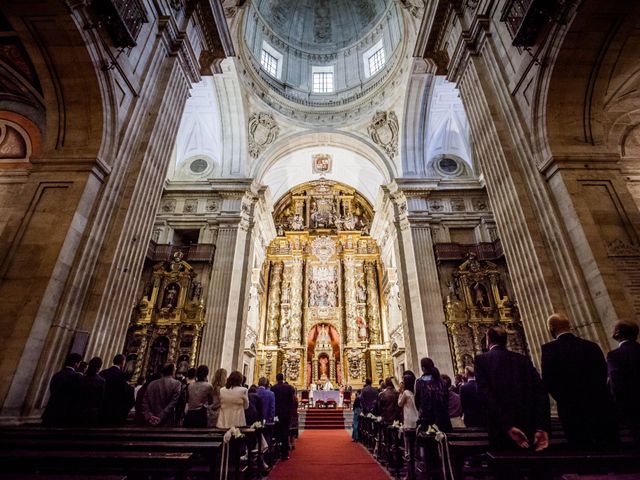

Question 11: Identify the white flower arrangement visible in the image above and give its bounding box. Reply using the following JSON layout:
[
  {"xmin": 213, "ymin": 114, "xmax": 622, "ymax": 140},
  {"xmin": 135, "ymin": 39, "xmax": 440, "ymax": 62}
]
[
  {"xmin": 366, "ymin": 413, "xmax": 376, "ymax": 419},
  {"xmin": 250, "ymin": 421, "xmax": 263, "ymax": 429},
  {"xmin": 392, "ymin": 420, "xmax": 403, "ymax": 429},
  {"xmin": 223, "ymin": 426, "xmax": 245, "ymax": 443},
  {"xmin": 274, "ymin": 416, "xmax": 279, "ymax": 423}
]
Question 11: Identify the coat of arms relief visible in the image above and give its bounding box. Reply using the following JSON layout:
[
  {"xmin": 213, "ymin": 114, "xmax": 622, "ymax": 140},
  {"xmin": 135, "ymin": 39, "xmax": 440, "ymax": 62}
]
[
  {"xmin": 248, "ymin": 112, "xmax": 279, "ymax": 158},
  {"xmin": 368, "ymin": 110, "xmax": 399, "ymax": 158}
]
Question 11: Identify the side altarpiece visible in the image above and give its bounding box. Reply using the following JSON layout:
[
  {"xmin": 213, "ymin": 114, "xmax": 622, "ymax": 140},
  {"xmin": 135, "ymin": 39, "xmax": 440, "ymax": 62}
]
[{"xmin": 124, "ymin": 251, "xmax": 205, "ymax": 382}]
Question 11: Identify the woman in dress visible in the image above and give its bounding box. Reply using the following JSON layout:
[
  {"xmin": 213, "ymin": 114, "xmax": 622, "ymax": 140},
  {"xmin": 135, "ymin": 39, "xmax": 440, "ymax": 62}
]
[
  {"xmin": 183, "ymin": 365, "xmax": 214, "ymax": 428},
  {"xmin": 217, "ymin": 370, "xmax": 249, "ymax": 428},
  {"xmin": 398, "ymin": 371, "xmax": 419, "ymax": 455},
  {"xmin": 209, "ymin": 368, "xmax": 227, "ymax": 427}
]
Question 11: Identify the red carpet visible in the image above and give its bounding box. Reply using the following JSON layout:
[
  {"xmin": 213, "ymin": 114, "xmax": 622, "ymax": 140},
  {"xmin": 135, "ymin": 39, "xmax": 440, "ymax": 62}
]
[{"xmin": 268, "ymin": 429, "xmax": 390, "ymax": 480}]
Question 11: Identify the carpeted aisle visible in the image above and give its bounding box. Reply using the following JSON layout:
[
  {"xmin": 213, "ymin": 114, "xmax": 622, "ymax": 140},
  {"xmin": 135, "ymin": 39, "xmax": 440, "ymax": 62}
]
[{"xmin": 268, "ymin": 429, "xmax": 390, "ymax": 480}]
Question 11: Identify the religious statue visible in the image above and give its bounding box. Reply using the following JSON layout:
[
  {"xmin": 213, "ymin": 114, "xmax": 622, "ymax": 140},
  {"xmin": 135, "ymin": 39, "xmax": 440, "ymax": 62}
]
[
  {"xmin": 281, "ymin": 282, "xmax": 291, "ymax": 303},
  {"xmin": 191, "ymin": 282, "xmax": 202, "ymax": 301},
  {"xmin": 280, "ymin": 320, "xmax": 290, "ymax": 343},
  {"xmin": 447, "ymin": 278, "xmax": 459, "ymax": 301},
  {"xmin": 356, "ymin": 316, "xmax": 368, "ymax": 341},
  {"xmin": 319, "ymin": 357, "xmax": 329, "ymax": 378},
  {"xmin": 342, "ymin": 213, "xmax": 357, "ymax": 230},
  {"xmin": 290, "ymin": 214, "xmax": 304, "ymax": 231},
  {"xmin": 163, "ymin": 284, "xmax": 179, "ymax": 309},
  {"xmin": 472, "ymin": 282, "xmax": 489, "ymax": 308},
  {"xmin": 356, "ymin": 280, "xmax": 367, "ymax": 303},
  {"xmin": 317, "ymin": 324, "xmax": 331, "ymax": 344}
]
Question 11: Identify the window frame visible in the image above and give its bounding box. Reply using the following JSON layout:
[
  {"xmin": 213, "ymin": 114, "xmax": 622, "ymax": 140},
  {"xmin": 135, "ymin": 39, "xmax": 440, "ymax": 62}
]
[
  {"xmin": 364, "ymin": 39, "xmax": 386, "ymax": 78},
  {"xmin": 260, "ymin": 41, "xmax": 283, "ymax": 79},
  {"xmin": 311, "ymin": 66, "xmax": 335, "ymax": 94}
]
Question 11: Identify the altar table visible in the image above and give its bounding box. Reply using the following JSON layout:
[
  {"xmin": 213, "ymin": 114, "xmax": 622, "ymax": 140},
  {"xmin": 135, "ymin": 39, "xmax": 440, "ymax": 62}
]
[{"xmin": 312, "ymin": 390, "xmax": 341, "ymax": 404}]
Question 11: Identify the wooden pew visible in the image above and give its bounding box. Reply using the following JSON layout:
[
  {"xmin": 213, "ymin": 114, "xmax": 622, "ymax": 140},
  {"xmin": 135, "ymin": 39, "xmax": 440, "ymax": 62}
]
[
  {"xmin": 487, "ymin": 450, "xmax": 640, "ymax": 480},
  {"xmin": 0, "ymin": 450, "xmax": 194, "ymax": 479},
  {"xmin": 0, "ymin": 425, "xmax": 259, "ymax": 480}
]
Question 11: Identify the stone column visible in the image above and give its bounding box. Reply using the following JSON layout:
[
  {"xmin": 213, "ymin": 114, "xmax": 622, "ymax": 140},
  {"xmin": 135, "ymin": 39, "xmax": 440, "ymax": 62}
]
[
  {"xmin": 388, "ymin": 187, "xmax": 454, "ymax": 375},
  {"xmin": 198, "ymin": 188, "xmax": 260, "ymax": 371}
]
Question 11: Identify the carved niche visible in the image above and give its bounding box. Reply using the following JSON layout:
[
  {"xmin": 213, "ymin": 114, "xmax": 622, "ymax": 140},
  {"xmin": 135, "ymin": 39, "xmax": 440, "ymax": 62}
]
[
  {"xmin": 248, "ymin": 112, "xmax": 279, "ymax": 158},
  {"xmin": 368, "ymin": 111, "xmax": 399, "ymax": 158}
]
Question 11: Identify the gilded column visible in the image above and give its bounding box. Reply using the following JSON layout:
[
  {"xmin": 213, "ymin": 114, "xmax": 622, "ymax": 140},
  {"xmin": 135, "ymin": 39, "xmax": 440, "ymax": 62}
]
[
  {"xmin": 266, "ymin": 261, "xmax": 283, "ymax": 345},
  {"xmin": 343, "ymin": 256, "xmax": 358, "ymax": 343},
  {"xmin": 365, "ymin": 261, "xmax": 382, "ymax": 344},
  {"xmin": 289, "ymin": 257, "xmax": 304, "ymax": 344}
]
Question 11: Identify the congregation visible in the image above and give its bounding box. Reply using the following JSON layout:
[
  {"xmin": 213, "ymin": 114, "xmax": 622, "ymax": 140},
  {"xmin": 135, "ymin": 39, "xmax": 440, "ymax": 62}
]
[
  {"xmin": 43, "ymin": 356, "xmax": 298, "ymax": 466},
  {"xmin": 41, "ymin": 314, "xmax": 640, "ymax": 472},
  {"xmin": 351, "ymin": 316, "xmax": 640, "ymax": 454}
]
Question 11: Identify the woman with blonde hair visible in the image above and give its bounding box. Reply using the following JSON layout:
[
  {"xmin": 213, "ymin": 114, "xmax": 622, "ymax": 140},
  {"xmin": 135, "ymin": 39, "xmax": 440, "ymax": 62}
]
[{"xmin": 208, "ymin": 368, "xmax": 227, "ymax": 427}]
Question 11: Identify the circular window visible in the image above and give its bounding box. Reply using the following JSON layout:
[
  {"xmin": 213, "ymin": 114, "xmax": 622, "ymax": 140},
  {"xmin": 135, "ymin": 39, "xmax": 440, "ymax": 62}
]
[
  {"xmin": 439, "ymin": 157, "xmax": 458, "ymax": 173},
  {"xmin": 189, "ymin": 158, "xmax": 208, "ymax": 173}
]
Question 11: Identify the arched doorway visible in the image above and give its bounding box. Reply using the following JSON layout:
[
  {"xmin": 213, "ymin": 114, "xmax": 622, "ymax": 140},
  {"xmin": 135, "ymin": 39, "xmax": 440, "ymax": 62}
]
[{"xmin": 255, "ymin": 180, "xmax": 392, "ymax": 389}]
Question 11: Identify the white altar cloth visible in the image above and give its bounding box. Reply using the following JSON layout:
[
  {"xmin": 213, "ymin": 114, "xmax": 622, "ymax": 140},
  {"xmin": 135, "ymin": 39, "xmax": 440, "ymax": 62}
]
[{"xmin": 312, "ymin": 390, "xmax": 340, "ymax": 403}]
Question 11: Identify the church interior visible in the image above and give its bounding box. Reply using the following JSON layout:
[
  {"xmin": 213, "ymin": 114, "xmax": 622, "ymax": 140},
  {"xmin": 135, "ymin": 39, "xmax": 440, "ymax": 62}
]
[{"xmin": 1, "ymin": 0, "xmax": 640, "ymax": 478}]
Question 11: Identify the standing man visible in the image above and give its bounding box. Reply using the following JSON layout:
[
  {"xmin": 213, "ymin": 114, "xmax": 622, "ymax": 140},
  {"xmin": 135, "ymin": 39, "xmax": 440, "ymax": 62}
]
[
  {"xmin": 142, "ymin": 363, "xmax": 182, "ymax": 426},
  {"xmin": 271, "ymin": 373, "xmax": 295, "ymax": 460},
  {"xmin": 459, "ymin": 366, "xmax": 486, "ymax": 428},
  {"xmin": 360, "ymin": 378, "xmax": 378, "ymax": 414},
  {"xmin": 541, "ymin": 313, "xmax": 617, "ymax": 448},
  {"xmin": 42, "ymin": 353, "xmax": 83, "ymax": 426},
  {"xmin": 99, "ymin": 354, "xmax": 135, "ymax": 424},
  {"xmin": 607, "ymin": 320, "xmax": 640, "ymax": 443},
  {"xmin": 475, "ymin": 326, "xmax": 550, "ymax": 450},
  {"xmin": 256, "ymin": 377, "xmax": 275, "ymax": 424}
]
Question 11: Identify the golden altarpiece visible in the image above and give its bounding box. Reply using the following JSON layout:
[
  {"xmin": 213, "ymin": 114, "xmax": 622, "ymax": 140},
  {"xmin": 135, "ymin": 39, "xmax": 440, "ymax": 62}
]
[
  {"xmin": 256, "ymin": 181, "xmax": 392, "ymax": 390},
  {"xmin": 124, "ymin": 251, "xmax": 205, "ymax": 382},
  {"xmin": 443, "ymin": 252, "xmax": 527, "ymax": 374}
]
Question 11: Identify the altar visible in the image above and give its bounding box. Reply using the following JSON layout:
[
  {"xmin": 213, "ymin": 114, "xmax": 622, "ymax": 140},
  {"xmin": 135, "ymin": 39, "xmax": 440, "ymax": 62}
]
[{"xmin": 312, "ymin": 390, "xmax": 341, "ymax": 405}]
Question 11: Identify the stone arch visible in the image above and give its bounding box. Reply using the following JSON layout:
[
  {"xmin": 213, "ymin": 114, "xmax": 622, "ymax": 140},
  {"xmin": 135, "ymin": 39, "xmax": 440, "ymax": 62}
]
[
  {"xmin": 532, "ymin": 0, "xmax": 640, "ymax": 338},
  {"xmin": 541, "ymin": 0, "xmax": 640, "ymax": 158},
  {"xmin": 0, "ymin": 113, "xmax": 40, "ymax": 166},
  {"xmin": 253, "ymin": 129, "xmax": 396, "ymax": 189},
  {"xmin": 0, "ymin": 5, "xmax": 108, "ymax": 159}
]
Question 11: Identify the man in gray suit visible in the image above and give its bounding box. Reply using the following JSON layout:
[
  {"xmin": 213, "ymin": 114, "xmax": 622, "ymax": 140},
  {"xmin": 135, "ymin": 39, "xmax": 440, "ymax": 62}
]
[{"xmin": 142, "ymin": 363, "xmax": 181, "ymax": 426}]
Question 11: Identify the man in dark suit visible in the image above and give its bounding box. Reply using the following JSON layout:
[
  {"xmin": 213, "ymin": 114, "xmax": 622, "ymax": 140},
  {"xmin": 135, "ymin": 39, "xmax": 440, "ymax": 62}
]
[
  {"xmin": 42, "ymin": 352, "xmax": 83, "ymax": 426},
  {"xmin": 541, "ymin": 313, "xmax": 617, "ymax": 448},
  {"xmin": 99, "ymin": 354, "xmax": 134, "ymax": 424},
  {"xmin": 271, "ymin": 373, "xmax": 295, "ymax": 460},
  {"xmin": 377, "ymin": 378, "xmax": 401, "ymax": 424},
  {"xmin": 607, "ymin": 320, "xmax": 640, "ymax": 442},
  {"xmin": 475, "ymin": 326, "xmax": 550, "ymax": 451},
  {"xmin": 459, "ymin": 366, "xmax": 486, "ymax": 428},
  {"xmin": 360, "ymin": 378, "xmax": 378, "ymax": 414}
]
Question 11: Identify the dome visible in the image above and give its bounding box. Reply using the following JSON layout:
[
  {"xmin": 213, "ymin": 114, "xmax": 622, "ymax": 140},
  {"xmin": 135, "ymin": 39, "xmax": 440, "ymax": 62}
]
[
  {"xmin": 254, "ymin": 0, "xmax": 392, "ymax": 53},
  {"xmin": 240, "ymin": 0, "xmax": 406, "ymax": 122}
]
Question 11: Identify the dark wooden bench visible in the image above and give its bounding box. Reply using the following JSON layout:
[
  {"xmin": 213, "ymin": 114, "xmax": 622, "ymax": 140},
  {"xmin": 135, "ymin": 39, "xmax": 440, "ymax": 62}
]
[
  {"xmin": 487, "ymin": 450, "xmax": 640, "ymax": 480},
  {"xmin": 0, "ymin": 425, "xmax": 262, "ymax": 480},
  {"xmin": 0, "ymin": 450, "xmax": 194, "ymax": 479}
]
